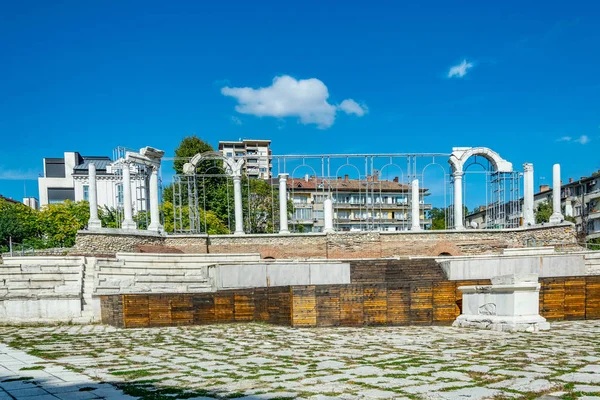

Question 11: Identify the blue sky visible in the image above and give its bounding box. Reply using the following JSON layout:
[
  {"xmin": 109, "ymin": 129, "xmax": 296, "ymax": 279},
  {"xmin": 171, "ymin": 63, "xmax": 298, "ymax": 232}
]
[{"xmin": 1, "ymin": 1, "xmax": 599, "ymax": 209}]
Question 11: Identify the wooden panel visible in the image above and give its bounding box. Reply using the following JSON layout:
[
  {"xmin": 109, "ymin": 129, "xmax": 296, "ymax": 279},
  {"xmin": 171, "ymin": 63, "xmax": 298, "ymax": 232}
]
[
  {"xmin": 253, "ymin": 287, "xmax": 270, "ymax": 322},
  {"xmin": 586, "ymin": 276, "xmax": 600, "ymax": 319},
  {"xmin": 171, "ymin": 294, "xmax": 193, "ymax": 326},
  {"xmin": 267, "ymin": 287, "xmax": 291, "ymax": 325},
  {"xmin": 432, "ymin": 281, "xmax": 457, "ymax": 324},
  {"xmin": 148, "ymin": 295, "xmax": 172, "ymax": 327},
  {"xmin": 234, "ymin": 290, "xmax": 255, "ymax": 322},
  {"xmin": 410, "ymin": 282, "xmax": 433, "ymax": 324},
  {"xmin": 101, "ymin": 295, "xmax": 124, "ymax": 328},
  {"xmin": 193, "ymin": 294, "xmax": 215, "ymax": 325},
  {"xmin": 316, "ymin": 286, "xmax": 341, "ymax": 327},
  {"xmin": 291, "ymin": 286, "xmax": 316, "ymax": 327},
  {"xmin": 564, "ymin": 278, "xmax": 586, "ymax": 320},
  {"xmin": 541, "ymin": 278, "xmax": 565, "ymax": 320},
  {"xmin": 363, "ymin": 285, "xmax": 387, "ymax": 325},
  {"xmin": 386, "ymin": 284, "xmax": 410, "ymax": 325},
  {"xmin": 214, "ymin": 292, "xmax": 234, "ymax": 323},
  {"xmin": 123, "ymin": 294, "xmax": 149, "ymax": 328},
  {"xmin": 340, "ymin": 285, "xmax": 364, "ymax": 326}
]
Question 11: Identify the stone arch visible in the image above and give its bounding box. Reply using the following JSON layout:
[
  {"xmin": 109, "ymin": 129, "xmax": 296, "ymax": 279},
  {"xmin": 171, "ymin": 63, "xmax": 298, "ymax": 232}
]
[
  {"xmin": 261, "ymin": 249, "xmax": 281, "ymax": 259},
  {"xmin": 429, "ymin": 241, "xmax": 462, "ymax": 257},
  {"xmin": 448, "ymin": 147, "xmax": 513, "ymax": 174}
]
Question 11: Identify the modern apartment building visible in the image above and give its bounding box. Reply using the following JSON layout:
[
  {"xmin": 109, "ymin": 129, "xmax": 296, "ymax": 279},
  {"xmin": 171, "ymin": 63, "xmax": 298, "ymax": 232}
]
[
  {"xmin": 22, "ymin": 197, "xmax": 39, "ymax": 210},
  {"xmin": 217, "ymin": 139, "xmax": 272, "ymax": 179},
  {"xmin": 38, "ymin": 152, "xmax": 148, "ymax": 212},
  {"xmin": 284, "ymin": 175, "xmax": 432, "ymax": 232},
  {"xmin": 465, "ymin": 173, "xmax": 600, "ymax": 241}
]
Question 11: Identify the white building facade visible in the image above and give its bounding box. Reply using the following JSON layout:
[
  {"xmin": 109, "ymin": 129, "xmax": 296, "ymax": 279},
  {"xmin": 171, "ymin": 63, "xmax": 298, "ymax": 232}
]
[{"xmin": 38, "ymin": 152, "xmax": 148, "ymax": 213}]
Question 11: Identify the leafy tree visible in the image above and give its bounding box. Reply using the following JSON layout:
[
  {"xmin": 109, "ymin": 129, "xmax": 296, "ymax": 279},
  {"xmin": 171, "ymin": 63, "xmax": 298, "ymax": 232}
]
[
  {"xmin": 0, "ymin": 199, "xmax": 40, "ymax": 251},
  {"xmin": 161, "ymin": 201, "xmax": 227, "ymax": 234},
  {"xmin": 173, "ymin": 135, "xmax": 215, "ymax": 174},
  {"xmin": 427, "ymin": 207, "xmax": 447, "ymax": 230},
  {"xmin": 242, "ymin": 177, "xmax": 281, "ymax": 233},
  {"xmin": 535, "ymin": 201, "xmax": 553, "ymax": 224},
  {"xmin": 38, "ymin": 201, "xmax": 89, "ymax": 247}
]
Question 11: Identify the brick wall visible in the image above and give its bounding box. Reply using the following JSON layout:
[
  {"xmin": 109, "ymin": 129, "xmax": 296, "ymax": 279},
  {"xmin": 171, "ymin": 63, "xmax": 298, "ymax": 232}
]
[{"xmin": 73, "ymin": 224, "xmax": 579, "ymax": 258}]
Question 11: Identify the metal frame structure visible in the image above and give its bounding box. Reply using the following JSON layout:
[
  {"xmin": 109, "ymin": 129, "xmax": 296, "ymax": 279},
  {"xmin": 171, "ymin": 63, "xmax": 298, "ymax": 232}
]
[{"xmin": 168, "ymin": 150, "xmax": 523, "ymax": 234}]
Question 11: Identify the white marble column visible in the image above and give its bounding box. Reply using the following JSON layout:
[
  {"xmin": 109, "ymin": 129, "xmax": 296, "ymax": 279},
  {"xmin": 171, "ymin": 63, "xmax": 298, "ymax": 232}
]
[
  {"xmin": 523, "ymin": 163, "xmax": 535, "ymax": 226},
  {"xmin": 453, "ymin": 171, "xmax": 464, "ymax": 230},
  {"xmin": 233, "ymin": 175, "xmax": 245, "ymax": 235},
  {"xmin": 549, "ymin": 163, "xmax": 564, "ymax": 223},
  {"xmin": 147, "ymin": 166, "xmax": 163, "ymax": 232},
  {"xmin": 323, "ymin": 198, "xmax": 334, "ymax": 233},
  {"xmin": 411, "ymin": 179, "xmax": 421, "ymax": 231},
  {"xmin": 121, "ymin": 162, "xmax": 137, "ymax": 230},
  {"xmin": 87, "ymin": 163, "xmax": 101, "ymax": 229},
  {"xmin": 278, "ymin": 174, "xmax": 289, "ymax": 234}
]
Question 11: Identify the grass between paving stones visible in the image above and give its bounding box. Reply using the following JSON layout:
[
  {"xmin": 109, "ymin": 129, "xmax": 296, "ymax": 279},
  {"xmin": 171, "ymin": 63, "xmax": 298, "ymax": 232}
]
[
  {"xmin": 2, "ymin": 376, "xmax": 34, "ymax": 382},
  {"xmin": 19, "ymin": 365, "xmax": 45, "ymax": 370}
]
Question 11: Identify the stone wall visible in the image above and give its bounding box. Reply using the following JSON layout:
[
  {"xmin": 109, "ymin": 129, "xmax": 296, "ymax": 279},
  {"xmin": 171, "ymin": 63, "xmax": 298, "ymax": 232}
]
[
  {"xmin": 73, "ymin": 229, "xmax": 164, "ymax": 255},
  {"xmin": 73, "ymin": 224, "xmax": 580, "ymax": 259}
]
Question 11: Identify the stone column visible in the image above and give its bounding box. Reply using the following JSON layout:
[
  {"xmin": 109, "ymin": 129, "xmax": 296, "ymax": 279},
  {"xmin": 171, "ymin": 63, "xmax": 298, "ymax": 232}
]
[
  {"xmin": 411, "ymin": 179, "xmax": 421, "ymax": 231},
  {"xmin": 233, "ymin": 175, "xmax": 244, "ymax": 235},
  {"xmin": 523, "ymin": 163, "xmax": 535, "ymax": 226},
  {"xmin": 549, "ymin": 163, "xmax": 564, "ymax": 223},
  {"xmin": 147, "ymin": 166, "xmax": 163, "ymax": 232},
  {"xmin": 278, "ymin": 174, "xmax": 289, "ymax": 234},
  {"xmin": 453, "ymin": 171, "xmax": 464, "ymax": 230},
  {"xmin": 87, "ymin": 163, "xmax": 101, "ymax": 229},
  {"xmin": 323, "ymin": 198, "xmax": 334, "ymax": 233},
  {"xmin": 121, "ymin": 162, "xmax": 137, "ymax": 230}
]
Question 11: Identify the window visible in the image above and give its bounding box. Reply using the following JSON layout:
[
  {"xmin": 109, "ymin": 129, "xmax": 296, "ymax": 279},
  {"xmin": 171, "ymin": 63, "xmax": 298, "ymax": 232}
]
[
  {"xmin": 117, "ymin": 184, "xmax": 124, "ymax": 204},
  {"xmin": 313, "ymin": 194, "xmax": 327, "ymax": 203},
  {"xmin": 226, "ymin": 152, "xmax": 233, "ymax": 157},
  {"xmin": 337, "ymin": 211, "xmax": 350, "ymax": 219},
  {"xmin": 44, "ymin": 159, "xmax": 66, "ymax": 178},
  {"xmin": 47, "ymin": 188, "xmax": 75, "ymax": 204},
  {"xmin": 313, "ymin": 210, "xmax": 324, "ymax": 219},
  {"xmin": 293, "ymin": 195, "xmax": 308, "ymax": 204},
  {"xmin": 83, "ymin": 185, "xmax": 89, "ymax": 201},
  {"xmin": 293, "ymin": 208, "xmax": 312, "ymax": 220}
]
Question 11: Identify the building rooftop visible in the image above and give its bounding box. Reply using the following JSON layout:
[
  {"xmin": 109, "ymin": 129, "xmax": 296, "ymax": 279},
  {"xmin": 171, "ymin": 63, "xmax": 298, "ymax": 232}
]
[
  {"xmin": 72, "ymin": 156, "xmax": 112, "ymax": 174},
  {"xmin": 275, "ymin": 176, "xmax": 428, "ymax": 193}
]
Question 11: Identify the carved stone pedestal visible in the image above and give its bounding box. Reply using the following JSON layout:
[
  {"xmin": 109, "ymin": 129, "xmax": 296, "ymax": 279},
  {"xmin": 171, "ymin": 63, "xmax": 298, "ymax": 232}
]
[{"xmin": 453, "ymin": 273, "xmax": 550, "ymax": 332}]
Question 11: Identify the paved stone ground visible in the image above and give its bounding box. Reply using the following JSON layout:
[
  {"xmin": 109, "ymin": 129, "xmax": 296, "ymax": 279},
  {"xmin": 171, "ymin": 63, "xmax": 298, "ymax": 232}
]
[
  {"xmin": 0, "ymin": 321, "xmax": 600, "ymax": 399},
  {"xmin": 0, "ymin": 343, "xmax": 135, "ymax": 399}
]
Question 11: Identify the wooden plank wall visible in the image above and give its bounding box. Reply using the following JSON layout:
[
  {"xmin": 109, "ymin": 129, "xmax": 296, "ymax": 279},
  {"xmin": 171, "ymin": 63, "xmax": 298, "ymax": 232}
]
[{"xmin": 101, "ymin": 276, "xmax": 600, "ymax": 328}]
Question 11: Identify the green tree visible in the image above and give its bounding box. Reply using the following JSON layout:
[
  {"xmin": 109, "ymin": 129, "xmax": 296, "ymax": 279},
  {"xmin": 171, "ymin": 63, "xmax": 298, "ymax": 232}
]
[
  {"xmin": 428, "ymin": 207, "xmax": 447, "ymax": 230},
  {"xmin": 242, "ymin": 178, "xmax": 281, "ymax": 233},
  {"xmin": 38, "ymin": 201, "xmax": 90, "ymax": 247},
  {"xmin": 535, "ymin": 201, "xmax": 553, "ymax": 224},
  {"xmin": 0, "ymin": 199, "xmax": 40, "ymax": 251},
  {"xmin": 161, "ymin": 201, "xmax": 228, "ymax": 234},
  {"xmin": 173, "ymin": 135, "xmax": 215, "ymax": 174}
]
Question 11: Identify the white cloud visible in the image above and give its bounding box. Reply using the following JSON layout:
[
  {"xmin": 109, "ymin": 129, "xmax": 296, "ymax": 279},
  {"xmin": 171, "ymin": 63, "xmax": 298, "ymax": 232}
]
[
  {"xmin": 230, "ymin": 116, "xmax": 242, "ymax": 125},
  {"xmin": 0, "ymin": 168, "xmax": 39, "ymax": 180},
  {"xmin": 448, "ymin": 60, "xmax": 474, "ymax": 78},
  {"xmin": 338, "ymin": 99, "xmax": 368, "ymax": 117},
  {"xmin": 221, "ymin": 75, "xmax": 366, "ymax": 129},
  {"xmin": 556, "ymin": 135, "xmax": 590, "ymax": 144},
  {"xmin": 575, "ymin": 135, "xmax": 590, "ymax": 144}
]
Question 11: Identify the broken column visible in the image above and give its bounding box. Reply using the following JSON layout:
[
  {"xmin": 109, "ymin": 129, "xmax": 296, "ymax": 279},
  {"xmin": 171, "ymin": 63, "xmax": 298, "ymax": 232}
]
[
  {"xmin": 411, "ymin": 179, "xmax": 421, "ymax": 231},
  {"xmin": 549, "ymin": 163, "xmax": 564, "ymax": 223},
  {"xmin": 323, "ymin": 198, "xmax": 334, "ymax": 233},
  {"xmin": 147, "ymin": 166, "xmax": 163, "ymax": 232},
  {"xmin": 233, "ymin": 175, "xmax": 244, "ymax": 235},
  {"xmin": 453, "ymin": 171, "xmax": 464, "ymax": 230},
  {"xmin": 87, "ymin": 163, "xmax": 102, "ymax": 229},
  {"xmin": 522, "ymin": 163, "xmax": 535, "ymax": 226},
  {"xmin": 121, "ymin": 161, "xmax": 137, "ymax": 230},
  {"xmin": 278, "ymin": 173, "xmax": 289, "ymax": 234}
]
